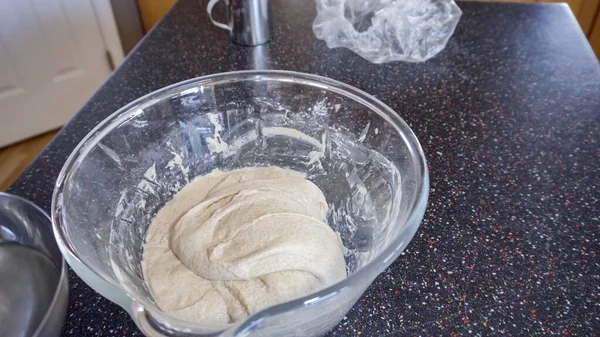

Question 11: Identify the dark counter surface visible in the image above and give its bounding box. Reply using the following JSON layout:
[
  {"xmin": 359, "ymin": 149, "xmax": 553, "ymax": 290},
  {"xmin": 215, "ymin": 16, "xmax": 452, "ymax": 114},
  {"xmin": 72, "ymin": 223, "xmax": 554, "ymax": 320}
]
[{"xmin": 9, "ymin": 0, "xmax": 600, "ymax": 335}]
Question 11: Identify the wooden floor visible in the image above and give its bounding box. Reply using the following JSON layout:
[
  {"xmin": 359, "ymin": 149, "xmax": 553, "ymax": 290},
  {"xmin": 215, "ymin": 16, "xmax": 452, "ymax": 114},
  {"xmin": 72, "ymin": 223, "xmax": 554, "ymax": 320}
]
[{"xmin": 0, "ymin": 129, "xmax": 60, "ymax": 191}]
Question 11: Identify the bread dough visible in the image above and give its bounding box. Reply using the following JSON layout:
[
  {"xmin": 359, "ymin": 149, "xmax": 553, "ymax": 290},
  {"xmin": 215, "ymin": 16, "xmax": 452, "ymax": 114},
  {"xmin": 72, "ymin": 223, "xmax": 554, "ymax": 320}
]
[{"xmin": 142, "ymin": 167, "xmax": 346, "ymax": 324}]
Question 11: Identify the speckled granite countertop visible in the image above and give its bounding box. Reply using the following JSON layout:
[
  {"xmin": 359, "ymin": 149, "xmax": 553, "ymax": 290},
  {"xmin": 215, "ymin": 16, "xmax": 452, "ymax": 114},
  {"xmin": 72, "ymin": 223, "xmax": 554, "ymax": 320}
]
[{"xmin": 8, "ymin": 0, "xmax": 600, "ymax": 335}]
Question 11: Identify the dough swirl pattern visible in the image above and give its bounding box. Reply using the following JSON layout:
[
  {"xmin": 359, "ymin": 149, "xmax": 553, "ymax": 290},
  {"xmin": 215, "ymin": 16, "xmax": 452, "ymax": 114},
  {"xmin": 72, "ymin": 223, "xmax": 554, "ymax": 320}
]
[{"xmin": 143, "ymin": 167, "xmax": 346, "ymax": 324}]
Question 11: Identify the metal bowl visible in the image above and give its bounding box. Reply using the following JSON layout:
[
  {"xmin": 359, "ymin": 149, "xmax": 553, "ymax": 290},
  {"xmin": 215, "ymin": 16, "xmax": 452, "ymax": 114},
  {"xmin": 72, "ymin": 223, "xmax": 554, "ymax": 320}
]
[{"xmin": 0, "ymin": 192, "xmax": 68, "ymax": 337}]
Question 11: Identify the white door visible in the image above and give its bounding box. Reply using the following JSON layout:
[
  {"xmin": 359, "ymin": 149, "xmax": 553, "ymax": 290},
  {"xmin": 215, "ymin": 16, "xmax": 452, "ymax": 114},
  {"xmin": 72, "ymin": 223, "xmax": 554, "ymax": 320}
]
[{"xmin": 0, "ymin": 0, "xmax": 121, "ymax": 147}]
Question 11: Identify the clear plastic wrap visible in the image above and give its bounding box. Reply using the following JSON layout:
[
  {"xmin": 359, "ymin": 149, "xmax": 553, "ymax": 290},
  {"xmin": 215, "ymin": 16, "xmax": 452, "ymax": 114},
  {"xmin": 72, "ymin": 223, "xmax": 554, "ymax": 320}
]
[{"xmin": 313, "ymin": 0, "xmax": 462, "ymax": 63}]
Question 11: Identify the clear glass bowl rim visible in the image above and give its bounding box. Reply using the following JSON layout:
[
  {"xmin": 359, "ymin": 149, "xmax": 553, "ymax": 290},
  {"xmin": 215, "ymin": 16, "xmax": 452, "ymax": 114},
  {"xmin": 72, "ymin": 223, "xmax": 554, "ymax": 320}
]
[{"xmin": 51, "ymin": 70, "xmax": 429, "ymax": 334}]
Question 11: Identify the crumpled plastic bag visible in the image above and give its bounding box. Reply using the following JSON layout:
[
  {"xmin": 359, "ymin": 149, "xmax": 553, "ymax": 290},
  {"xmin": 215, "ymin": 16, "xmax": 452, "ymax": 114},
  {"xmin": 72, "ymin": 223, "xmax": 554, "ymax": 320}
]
[{"xmin": 313, "ymin": 0, "xmax": 462, "ymax": 63}]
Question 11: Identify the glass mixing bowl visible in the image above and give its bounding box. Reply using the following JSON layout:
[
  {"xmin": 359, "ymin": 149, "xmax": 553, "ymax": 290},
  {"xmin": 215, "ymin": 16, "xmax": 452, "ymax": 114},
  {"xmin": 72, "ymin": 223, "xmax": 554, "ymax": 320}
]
[{"xmin": 52, "ymin": 70, "xmax": 428, "ymax": 336}]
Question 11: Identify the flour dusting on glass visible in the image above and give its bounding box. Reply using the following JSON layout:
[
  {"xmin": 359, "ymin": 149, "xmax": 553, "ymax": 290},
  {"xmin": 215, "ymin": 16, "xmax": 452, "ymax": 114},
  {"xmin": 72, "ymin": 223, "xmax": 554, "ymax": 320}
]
[{"xmin": 106, "ymin": 86, "xmax": 402, "ymax": 300}]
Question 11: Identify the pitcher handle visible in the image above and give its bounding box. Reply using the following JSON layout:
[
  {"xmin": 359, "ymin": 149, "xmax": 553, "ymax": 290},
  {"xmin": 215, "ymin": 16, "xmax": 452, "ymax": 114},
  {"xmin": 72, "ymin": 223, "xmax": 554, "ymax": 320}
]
[{"xmin": 207, "ymin": 0, "xmax": 232, "ymax": 31}]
